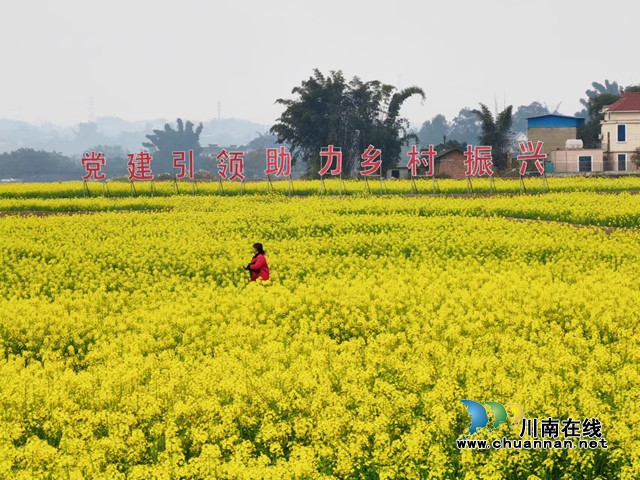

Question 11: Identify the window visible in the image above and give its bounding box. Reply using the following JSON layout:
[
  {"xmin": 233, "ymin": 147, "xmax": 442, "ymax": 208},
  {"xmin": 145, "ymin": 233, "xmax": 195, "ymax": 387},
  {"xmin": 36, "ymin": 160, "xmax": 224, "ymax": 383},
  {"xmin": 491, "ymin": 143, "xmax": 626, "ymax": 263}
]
[
  {"xmin": 618, "ymin": 125, "xmax": 627, "ymax": 143},
  {"xmin": 618, "ymin": 154, "xmax": 627, "ymax": 171},
  {"xmin": 578, "ymin": 156, "xmax": 592, "ymax": 172},
  {"xmin": 391, "ymin": 169, "xmax": 400, "ymax": 179}
]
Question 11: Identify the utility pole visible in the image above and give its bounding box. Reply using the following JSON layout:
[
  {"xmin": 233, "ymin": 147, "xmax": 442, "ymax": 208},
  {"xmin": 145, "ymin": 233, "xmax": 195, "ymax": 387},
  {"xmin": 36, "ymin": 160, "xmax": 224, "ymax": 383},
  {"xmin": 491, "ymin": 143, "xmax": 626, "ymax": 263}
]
[{"xmin": 89, "ymin": 97, "xmax": 96, "ymax": 123}]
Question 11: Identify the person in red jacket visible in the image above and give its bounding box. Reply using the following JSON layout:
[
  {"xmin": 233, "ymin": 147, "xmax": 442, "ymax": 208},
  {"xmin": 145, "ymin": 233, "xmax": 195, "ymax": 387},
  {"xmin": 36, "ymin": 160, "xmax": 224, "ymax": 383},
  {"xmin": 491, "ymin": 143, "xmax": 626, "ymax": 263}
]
[{"xmin": 244, "ymin": 243, "xmax": 270, "ymax": 281}]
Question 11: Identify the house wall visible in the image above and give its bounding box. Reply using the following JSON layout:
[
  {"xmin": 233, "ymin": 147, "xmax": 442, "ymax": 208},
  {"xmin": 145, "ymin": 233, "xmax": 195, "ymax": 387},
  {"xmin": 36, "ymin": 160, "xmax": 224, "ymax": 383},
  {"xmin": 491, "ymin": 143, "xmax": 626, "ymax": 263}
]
[
  {"xmin": 528, "ymin": 127, "xmax": 578, "ymax": 158},
  {"xmin": 601, "ymin": 112, "xmax": 640, "ymax": 157},
  {"xmin": 385, "ymin": 168, "xmax": 410, "ymax": 180},
  {"xmin": 436, "ymin": 151, "xmax": 467, "ymax": 179},
  {"xmin": 599, "ymin": 111, "xmax": 640, "ymax": 171},
  {"xmin": 603, "ymin": 152, "xmax": 640, "ymax": 172},
  {"xmin": 549, "ymin": 149, "xmax": 604, "ymax": 173}
]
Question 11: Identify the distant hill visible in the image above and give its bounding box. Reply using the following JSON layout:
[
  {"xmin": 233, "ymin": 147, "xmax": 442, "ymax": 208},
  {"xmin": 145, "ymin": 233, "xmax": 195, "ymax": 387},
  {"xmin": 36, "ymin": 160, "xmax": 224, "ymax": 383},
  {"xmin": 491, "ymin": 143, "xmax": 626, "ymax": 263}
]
[{"xmin": 0, "ymin": 117, "xmax": 272, "ymax": 157}]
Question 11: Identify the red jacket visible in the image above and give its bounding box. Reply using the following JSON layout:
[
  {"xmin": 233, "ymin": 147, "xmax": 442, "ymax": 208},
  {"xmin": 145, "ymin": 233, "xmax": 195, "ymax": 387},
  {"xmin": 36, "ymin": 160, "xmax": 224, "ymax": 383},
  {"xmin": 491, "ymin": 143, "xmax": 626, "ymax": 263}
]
[{"xmin": 249, "ymin": 254, "xmax": 269, "ymax": 281}]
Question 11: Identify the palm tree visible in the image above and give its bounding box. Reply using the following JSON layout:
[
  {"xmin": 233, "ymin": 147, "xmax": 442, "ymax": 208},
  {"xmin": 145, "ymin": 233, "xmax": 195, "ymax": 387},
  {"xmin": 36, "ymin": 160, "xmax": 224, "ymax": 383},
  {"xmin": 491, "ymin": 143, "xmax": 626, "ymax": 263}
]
[
  {"xmin": 143, "ymin": 118, "xmax": 204, "ymax": 174},
  {"xmin": 471, "ymin": 104, "xmax": 513, "ymax": 171},
  {"xmin": 271, "ymin": 70, "xmax": 425, "ymax": 177}
]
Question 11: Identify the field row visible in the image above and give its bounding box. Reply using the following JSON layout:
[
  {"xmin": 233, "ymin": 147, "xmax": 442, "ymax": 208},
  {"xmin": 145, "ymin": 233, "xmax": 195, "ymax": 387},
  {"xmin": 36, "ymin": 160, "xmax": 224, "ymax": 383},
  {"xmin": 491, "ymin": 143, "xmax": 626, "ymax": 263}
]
[
  {"xmin": 1, "ymin": 196, "xmax": 640, "ymax": 477},
  {"xmin": 2, "ymin": 192, "xmax": 640, "ymax": 228},
  {"xmin": 2, "ymin": 175, "xmax": 640, "ymax": 199}
]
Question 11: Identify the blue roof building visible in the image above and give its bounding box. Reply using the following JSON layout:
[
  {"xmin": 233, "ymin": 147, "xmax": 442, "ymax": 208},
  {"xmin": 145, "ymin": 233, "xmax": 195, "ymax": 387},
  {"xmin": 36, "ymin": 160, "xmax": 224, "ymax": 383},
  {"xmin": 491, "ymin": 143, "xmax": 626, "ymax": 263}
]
[
  {"xmin": 526, "ymin": 115, "xmax": 588, "ymax": 159},
  {"xmin": 526, "ymin": 114, "xmax": 586, "ymax": 129}
]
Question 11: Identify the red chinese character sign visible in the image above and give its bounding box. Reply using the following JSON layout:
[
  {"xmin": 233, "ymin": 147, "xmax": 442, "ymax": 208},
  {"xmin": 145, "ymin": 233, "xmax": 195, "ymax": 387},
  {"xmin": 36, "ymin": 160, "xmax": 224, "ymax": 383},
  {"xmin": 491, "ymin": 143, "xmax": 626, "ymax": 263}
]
[
  {"xmin": 406, "ymin": 145, "xmax": 437, "ymax": 176},
  {"xmin": 360, "ymin": 145, "xmax": 384, "ymax": 194},
  {"xmin": 216, "ymin": 149, "xmax": 246, "ymax": 194},
  {"xmin": 125, "ymin": 151, "xmax": 155, "ymax": 196},
  {"xmin": 360, "ymin": 145, "xmax": 382, "ymax": 175},
  {"xmin": 81, "ymin": 151, "xmax": 106, "ymax": 181},
  {"xmin": 216, "ymin": 149, "xmax": 245, "ymax": 181},
  {"xmin": 127, "ymin": 151, "xmax": 154, "ymax": 181},
  {"xmin": 517, "ymin": 141, "xmax": 548, "ymax": 193},
  {"xmin": 173, "ymin": 150, "xmax": 195, "ymax": 179},
  {"xmin": 406, "ymin": 145, "xmax": 438, "ymax": 194},
  {"xmin": 463, "ymin": 145, "xmax": 495, "ymax": 194},
  {"xmin": 319, "ymin": 145, "xmax": 343, "ymax": 194},
  {"xmin": 464, "ymin": 146, "xmax": 494, "ymax": 176},
  {"xmin": 265, "ymin": 147, "xmax": 291, "ymax": 177},
  {"xmin": 319, "ymin": 145, "xmax": 342, "ymax": 176},
  {"xmin": 265, "ymin": 146, "xmax": 293, "ymax": 195},
  {"xmin": 517, "ymin": 141, "xmax": 546, "ymax": 175}
]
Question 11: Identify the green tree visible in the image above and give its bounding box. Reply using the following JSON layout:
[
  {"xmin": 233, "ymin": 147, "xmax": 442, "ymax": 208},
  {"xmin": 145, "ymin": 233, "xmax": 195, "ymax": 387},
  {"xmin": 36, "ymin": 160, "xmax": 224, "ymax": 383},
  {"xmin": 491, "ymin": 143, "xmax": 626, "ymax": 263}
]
[
  {"xmin": 417, "ymin": 114, "xmax": 449, "ymax": 146},
  {"xmin": 86, "ymin": 145, "xmax": 129, "ymax": 178},
  {"xmin": 143, "ymin": 118, "xmax": 204, "ymax": 175},
  {"xmin": 447, "ymin": 108, "xmax": 482, "ymax": 146},
  {"xmin": 511, "ymin": 101, "xmax": 560, "ymax": 133},
  {"xmin": 575, "ymin": 80, "xmax": 621, "ymax": 117},
  {"xmin": 471, "ymin": 104, "xmax": 514, "ymax": 171},
  {"xmin": 0, "ymin": 148, "xmax": 81, "ymax": 181},
  {"xmin": 270, "ymin": 69, "xmax": 424, "ymax": 177},
  {"xmin": 578, "ymin": 93, "xmax": 621, "ymax": 148},
  {"xmin": 631, "ymin": 147, "xmax": 640, "ymax": 168},
  {"xmin": 434, "ymin": 139, "xmax": 467, "ymax": 152},
  {"xmin": 624, "ymin": 85, "xmax": 640, "ymax": 93},
  {"xmin": 247, "ymin": 132, "xmax": 281, "ymax": 151}
]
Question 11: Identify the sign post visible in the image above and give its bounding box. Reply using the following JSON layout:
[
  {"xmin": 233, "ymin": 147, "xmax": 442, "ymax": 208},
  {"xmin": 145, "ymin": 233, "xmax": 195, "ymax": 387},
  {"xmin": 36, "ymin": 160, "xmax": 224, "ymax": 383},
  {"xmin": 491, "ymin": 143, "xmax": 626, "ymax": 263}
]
[
  {"xmin": 288, "ymin": 174, "xmax": 294, "ymax": 197},
  {"xmin": 217, "ymin": 149, "xmax": 246, "ymax": 196},
  {"xmin": 464, "ymin": 145, "xmax": 494, "ymax": 195},
  {"xmin": 127, "ymin": 151, "xmax": 153, "ymax": 197},
  {"xmin": 518, "ymin": 161, "xmax": 527, "ymax": 194},
  {"xmin": 266, "ymin": 174, "xmax": 273, "ymax": 194},
  {"xmin": 81, "ymin": 151, "xmax": 106, "ymax": 198},
  {"xmin": 363, "ymin": 173, "xmax": 371, "ymax": 194},
  {"xmin": 517, "ymin": 141, "xmax": 548, "ymax": 195},
  {"xmin": 173, "ymin": 173, "xmax": 180, "ymax": 195},
  {"xmin": 407, "ymin": 144, "xmax": 437, "ymax": 195},
  {"xmin": 360, "ymin": 144, "xmax": 382, "ymax": 195},
  {"xmin": 265, "ymin": 146, "xmax": 292, "ymax": 196},
  {"xmin": 319, "ymin": 145, "xmax": 342, "ymax": 196}
]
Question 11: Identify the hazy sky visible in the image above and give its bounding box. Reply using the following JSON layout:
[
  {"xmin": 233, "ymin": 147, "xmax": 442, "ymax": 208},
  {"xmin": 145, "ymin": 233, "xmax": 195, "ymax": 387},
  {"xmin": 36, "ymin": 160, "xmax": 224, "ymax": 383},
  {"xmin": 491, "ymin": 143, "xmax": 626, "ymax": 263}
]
[{"xmin": 2, "ymin": 0, "xmax": 638, "ymax": 127}]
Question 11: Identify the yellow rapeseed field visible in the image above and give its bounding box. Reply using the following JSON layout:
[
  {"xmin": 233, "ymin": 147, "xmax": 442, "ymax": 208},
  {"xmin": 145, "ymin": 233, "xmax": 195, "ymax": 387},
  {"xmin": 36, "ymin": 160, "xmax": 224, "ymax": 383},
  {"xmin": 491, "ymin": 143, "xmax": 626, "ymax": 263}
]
[{"xmin": 1, "ymin": 188, "xmax": 639, "ymax": 479}]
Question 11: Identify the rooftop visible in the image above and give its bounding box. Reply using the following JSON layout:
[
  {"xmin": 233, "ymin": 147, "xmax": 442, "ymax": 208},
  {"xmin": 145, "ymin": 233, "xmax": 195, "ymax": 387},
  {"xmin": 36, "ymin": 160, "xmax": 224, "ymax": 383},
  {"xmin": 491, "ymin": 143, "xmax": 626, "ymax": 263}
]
[
  {"xmin": 527, "ymin": 114, "xmax": 586, "ymax": 129},
  {"xmin": 603, "ymin": 92, "xmax": 640, "ymax": 112}
]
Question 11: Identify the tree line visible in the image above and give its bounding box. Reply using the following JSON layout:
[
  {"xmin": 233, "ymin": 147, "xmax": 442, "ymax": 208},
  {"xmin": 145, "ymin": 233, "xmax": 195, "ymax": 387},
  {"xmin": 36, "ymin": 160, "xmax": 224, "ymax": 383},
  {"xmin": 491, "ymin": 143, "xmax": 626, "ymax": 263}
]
[{"xmin": 2, "ymin": 74, "xmax": 639, "ymax": 181}]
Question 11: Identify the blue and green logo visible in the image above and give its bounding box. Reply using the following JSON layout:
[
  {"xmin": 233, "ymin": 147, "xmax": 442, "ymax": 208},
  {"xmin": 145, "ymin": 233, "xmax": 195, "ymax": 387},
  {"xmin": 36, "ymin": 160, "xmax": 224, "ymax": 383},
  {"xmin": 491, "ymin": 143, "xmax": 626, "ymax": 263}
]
[{"xmin": 461, "ymin": 400, "xmax": 525, "ymax": 435}]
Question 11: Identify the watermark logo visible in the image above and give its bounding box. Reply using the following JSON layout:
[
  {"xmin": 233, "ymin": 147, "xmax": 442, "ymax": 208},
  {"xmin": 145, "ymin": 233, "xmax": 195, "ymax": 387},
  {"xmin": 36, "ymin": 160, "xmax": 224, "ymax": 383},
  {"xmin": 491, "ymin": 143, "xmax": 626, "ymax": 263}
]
[
  {"xmin": 460, "ymin": 400, "xmax": 524, "ymax": 435},
  {"xmin": 458, "ymin": 399, "xmax": 608, "ymax": 450}
]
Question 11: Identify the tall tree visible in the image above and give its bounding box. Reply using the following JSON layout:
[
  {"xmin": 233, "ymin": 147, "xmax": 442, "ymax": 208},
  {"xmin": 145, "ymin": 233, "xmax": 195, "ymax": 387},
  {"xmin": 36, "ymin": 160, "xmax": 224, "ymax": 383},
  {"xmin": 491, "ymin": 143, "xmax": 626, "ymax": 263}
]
[
  {"xmin": 143, "ymin": 118, "xmax": 204, "ymax": 174},
  {"xmin": 631, "ymin": 147, "xmax": 640, "ymax": 168},
  {"xmin": 575, "ymin": 80, "xmax": 621, "ymax": 117},
  {"xmin": 434, "ymin": 139, "xmax": 467, "ymax": 152},
  {"xmin": 511, "ymin": 101, "xmax": 560, "ymax": 133},
  {"xmin": 417, "ymin": 114, "xmax": 449, "ymax": 146},
  {"xmin": 0, "ymin": 148, "xmax": 82, "ymax": 181},
  {"xmin": 578, "ymin": 93, "xmax": 621, "ymax": 148},
  {"xmin": 270, "ymin": 69, "xmax": 424, "ymax": 177},
  {"xmin": 472, "ymin": 104, "xmax": 514, "ymax": 171},
  {"xmin": 86, "ymin": 145, "xmax": 129, "ymax": 178},
  {"xmin": 447, "ymin": 108, "xmax": 482, "ymax": 146}
]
